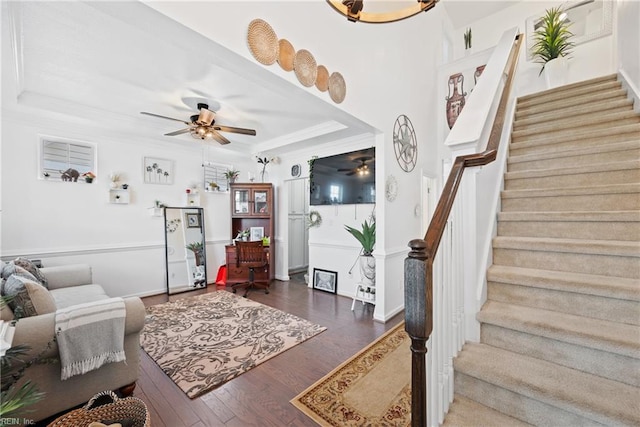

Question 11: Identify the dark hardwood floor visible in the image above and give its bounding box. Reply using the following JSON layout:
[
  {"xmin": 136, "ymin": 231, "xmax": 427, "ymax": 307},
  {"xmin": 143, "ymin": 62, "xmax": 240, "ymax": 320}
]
[{"xmin": 136, "ymin": 277, "xmax": 403, "ymax": 426}]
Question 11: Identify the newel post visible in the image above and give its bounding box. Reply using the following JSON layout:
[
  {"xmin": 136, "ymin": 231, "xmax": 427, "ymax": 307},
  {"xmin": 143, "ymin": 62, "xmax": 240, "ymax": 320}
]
[{"xmin": 405, "ymin": 239, "xmax": 432, "ymax": 427}]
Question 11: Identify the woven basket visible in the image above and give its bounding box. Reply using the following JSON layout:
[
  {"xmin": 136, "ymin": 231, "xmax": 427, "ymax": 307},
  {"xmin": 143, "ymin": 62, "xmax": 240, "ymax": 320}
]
[{"xmin": 47, "ymin": 391, "xmax": 151, "ymax": 427}]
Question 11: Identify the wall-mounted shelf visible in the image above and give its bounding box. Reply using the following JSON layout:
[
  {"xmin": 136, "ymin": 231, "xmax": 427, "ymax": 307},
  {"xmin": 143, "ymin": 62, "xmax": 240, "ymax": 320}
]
[
  {"xmin": 185, "ymin": 192, "xmax": 200, "ymax": 207},
  {"xmin": 109, "ymin": 189, "xmax": 130, "ymax": 204},
  {"xmin": 148, "ymin": 207, "xmax": 164, "ymax": 217}
]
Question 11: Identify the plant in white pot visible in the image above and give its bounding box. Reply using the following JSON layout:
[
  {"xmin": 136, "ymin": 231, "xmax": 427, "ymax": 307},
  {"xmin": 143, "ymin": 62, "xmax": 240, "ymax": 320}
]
[
  {"xmin": 531, "ymin": 6, "xmax": 574, "ymax": 89},
  {"xmin": 345, "ymin": 219, "xmax": 376, "ymax": 288}
]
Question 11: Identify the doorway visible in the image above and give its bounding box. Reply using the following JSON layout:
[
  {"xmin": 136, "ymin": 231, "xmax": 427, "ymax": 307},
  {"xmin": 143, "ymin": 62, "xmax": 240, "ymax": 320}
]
[{"xmin": 287, "ymin": 178, "xmax": 309, "ymax": 279}]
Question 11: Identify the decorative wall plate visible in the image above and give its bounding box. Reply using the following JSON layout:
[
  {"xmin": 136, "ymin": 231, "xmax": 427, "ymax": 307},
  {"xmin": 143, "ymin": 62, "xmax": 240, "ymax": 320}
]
[
  {"xmin": 294, "ymin": 49, "xmax": 318, "ymax": 87},
  {"xmin": 278, "ymin": 39, "xmax": 295, "ymax": 71},
  {"xmin": 393, "ymin": 114, "xmax": 417, "ymax": 172},
  {"xmin": 328, "ymin": 72, "xmax": 346, "ymax": 103},
  {"xmin": 315, "ymin": 65, "xmax": 329, "ymax": 92},
  {"xmin": 385, "ymin": 175, "xmax": 398, "ymax": 202},
  {"xmin": 291, "ymin": 164, "xmax": 301, "ymax": 177},
  {"xmin": 247, "ymin": 19, "xmax": 279, "ymax": 65}
]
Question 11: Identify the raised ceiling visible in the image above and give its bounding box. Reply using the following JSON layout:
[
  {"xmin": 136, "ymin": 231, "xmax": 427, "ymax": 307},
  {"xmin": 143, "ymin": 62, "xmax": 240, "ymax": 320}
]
[{"xmin": 1, "ymin": 1, "xmax": 376, "ymax": 155}]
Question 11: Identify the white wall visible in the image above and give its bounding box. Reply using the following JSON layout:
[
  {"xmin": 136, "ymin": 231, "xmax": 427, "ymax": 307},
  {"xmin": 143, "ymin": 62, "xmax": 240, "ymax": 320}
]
[
  {"xmin": 450, "ymin": 1, "xmax": 616, "ymax": 97},
  {"xmin": 1, "ymin": 115, "xmax": 253, "ymax": 297},
  {"xmin": 617, "ymin": 0, "xmax": 640, "ymax": 101}
]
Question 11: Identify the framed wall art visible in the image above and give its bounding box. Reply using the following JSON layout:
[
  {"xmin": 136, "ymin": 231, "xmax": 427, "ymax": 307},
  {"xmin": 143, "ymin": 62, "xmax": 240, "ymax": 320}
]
[
  {"xmin": 185, "ymin": 212, "xmax": 201, "ymax": 228},
  {"xmin": 313, "ymin": 268, "xmax": 337, "ymax": 294},
  {"xmin": 250, "ymin": 226, "xmax": 264, "ymax": 241},
  {"xmin": 144, "ymin": 157, "xmax": 174, "ymax": 185}
]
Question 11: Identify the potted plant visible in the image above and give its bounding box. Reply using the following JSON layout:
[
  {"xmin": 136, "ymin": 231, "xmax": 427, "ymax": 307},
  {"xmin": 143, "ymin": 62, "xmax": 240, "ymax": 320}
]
[
  {"xmin": 345, "ymin": 219, "xmax": 376, "ymax": 287},
  {"xmin": 531, "ymin": 6, "xmax": 574, "ymax": 88},
  {"xmin": 185, "ymin": 241, "xmax": 204, "ymax": 266},
  {"xmin": 224, "ymin": 170, "xmax": 240, "ymax": 184},
  {"xmin": 82, "ymin": 172, "xmax": 96, "ymax": 183}
]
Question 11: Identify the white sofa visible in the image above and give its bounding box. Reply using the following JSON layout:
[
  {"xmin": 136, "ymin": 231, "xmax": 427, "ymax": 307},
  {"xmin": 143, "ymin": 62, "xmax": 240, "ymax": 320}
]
[{"xmin": 1, "ymin": 264, "xmax": 146, "ymax": 422}]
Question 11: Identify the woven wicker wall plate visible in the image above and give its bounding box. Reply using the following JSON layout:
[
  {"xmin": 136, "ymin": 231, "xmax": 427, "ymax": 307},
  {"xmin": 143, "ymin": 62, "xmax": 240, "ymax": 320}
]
[
  {"xmin": 247, "ymin": 19, "xmax": 279, "ymax": 65},
  {"xmin": 294, "ymin": 49, "xmax": 318, "ymax": 87},
  {"xmin": 278, "ymin": 39, "xmax": 295, "ymax": 71},
  {"xmin": 328, "ymin": 72, "xmax": 346, "ymax": 103},
  {"xmin": 315, "ymin": 65, "xmax": 329, "ymax": 92}
]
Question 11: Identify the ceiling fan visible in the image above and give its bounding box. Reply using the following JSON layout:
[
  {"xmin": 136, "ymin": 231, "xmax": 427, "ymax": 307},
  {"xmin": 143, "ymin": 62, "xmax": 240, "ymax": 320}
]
[
  {"xmin": 140, "ymin": 103, "xmax": 256, "ymax": 145},
  {"xmin": 338, "ymin": 156, "xmax": 373, "ymax": 176}
]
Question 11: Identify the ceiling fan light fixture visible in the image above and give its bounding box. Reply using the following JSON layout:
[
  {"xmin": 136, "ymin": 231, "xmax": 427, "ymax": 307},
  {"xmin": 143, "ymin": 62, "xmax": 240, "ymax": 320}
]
[
  {"xmin": 196, "ymin": 126, "xmax": 207, "ymax": 136},
  {"xmin": 328, "ymin": 0, "xmax": 439, "ymax": 24}
]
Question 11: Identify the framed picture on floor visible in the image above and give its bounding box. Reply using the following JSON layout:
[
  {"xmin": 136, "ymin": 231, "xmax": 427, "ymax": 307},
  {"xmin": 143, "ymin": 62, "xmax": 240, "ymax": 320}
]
[{"xmin": 313, "ymin": 268, "xmax": 337, "ymax": 294}]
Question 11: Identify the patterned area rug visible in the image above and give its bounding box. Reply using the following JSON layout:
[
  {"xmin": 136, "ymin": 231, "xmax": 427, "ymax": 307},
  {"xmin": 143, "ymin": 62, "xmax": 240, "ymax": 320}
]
[
  {"xmin": 291, "ymin": 321, "xmax": 411, "ymax": 426},
  {"xmin": 140, "ymin": 291, "xmax": 326, "ymax": 399}
]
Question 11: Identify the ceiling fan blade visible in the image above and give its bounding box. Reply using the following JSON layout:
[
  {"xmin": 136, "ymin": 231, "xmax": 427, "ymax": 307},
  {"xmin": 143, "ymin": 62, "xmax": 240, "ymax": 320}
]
[
  {"xmin": 346, "ymin": 171, "xmax": 356, "ymax": 176},
  {"xmin": 214, "ymin": 125, "xmax": 257, "ymax": 136},
  {"xmin": 337, "ymin": 168, "xmax": 355, "ymax": 172},
  {"xmin": 164, "ymin": 128, "xmax": 192, "ymax": 136},
  {"xmin": 141, "ymin": 112, "xmax": 191, "ymax": 125},
  {"xmin": 211, "ymin": 130, "xmax": 231, "ymax": 145}
]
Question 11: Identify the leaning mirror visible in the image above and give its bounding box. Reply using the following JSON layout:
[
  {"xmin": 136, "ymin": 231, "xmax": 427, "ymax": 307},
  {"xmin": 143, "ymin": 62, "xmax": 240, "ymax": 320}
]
[{"xmin": 164, "ymin": 207, "xmax": 207, "ymax": 295}]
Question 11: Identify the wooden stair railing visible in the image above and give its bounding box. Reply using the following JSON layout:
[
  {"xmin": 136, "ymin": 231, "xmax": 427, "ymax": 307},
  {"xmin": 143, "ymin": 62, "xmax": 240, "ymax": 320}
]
[{"xmin": 404, "ymin": 34, "xmax": 522, "ymax": 427}]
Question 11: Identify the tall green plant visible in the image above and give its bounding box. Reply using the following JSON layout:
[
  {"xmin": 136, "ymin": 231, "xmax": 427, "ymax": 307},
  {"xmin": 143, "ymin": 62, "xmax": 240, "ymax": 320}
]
[
  {"xmin": 531, "ymin": 6, "xmax": 574, "ymax": 75},
  {"xmin": 345, "ymin": 219, "xmax": 376, "ymax": 256}
]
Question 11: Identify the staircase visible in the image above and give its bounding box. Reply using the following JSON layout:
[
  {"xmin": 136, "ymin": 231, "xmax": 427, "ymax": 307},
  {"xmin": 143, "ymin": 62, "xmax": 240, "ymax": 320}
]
[{"xmin": 443, "ymin": 75, "xmax": 640, "ymax": 426}]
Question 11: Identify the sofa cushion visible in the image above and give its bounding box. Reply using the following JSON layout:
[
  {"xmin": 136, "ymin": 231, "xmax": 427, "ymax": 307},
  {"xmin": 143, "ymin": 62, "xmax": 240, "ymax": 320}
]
[
  {"xmin": 0, "ymin": 278, "xmax": 13, "ymax": 321},
  {"xmin": 51, "ymin": 284, "xmax": 110, "ymax": 309},
  {"xmin": 24, "ymin": 281, "xmax": 56, "ymax": 315},
  {"xmin": 13, "ymin": 257, "xmax": 48, "ymax": 289},
  {"xmin": 1, "ymin": 274, "xmax": 54, "ymax": 318}
]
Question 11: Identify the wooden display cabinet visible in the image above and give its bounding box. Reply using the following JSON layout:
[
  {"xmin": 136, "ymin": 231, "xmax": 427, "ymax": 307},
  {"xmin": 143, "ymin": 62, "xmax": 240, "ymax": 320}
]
[{"xmin": 226, "ymin": 183, "xmax": 275, "ymax": 285}]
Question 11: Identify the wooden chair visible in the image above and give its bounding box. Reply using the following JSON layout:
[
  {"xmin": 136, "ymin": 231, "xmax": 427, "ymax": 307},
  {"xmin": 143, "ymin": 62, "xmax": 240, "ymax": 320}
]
[{"xmin": 232, "ymin": 241, "xmax": 270, "ymax": 297}]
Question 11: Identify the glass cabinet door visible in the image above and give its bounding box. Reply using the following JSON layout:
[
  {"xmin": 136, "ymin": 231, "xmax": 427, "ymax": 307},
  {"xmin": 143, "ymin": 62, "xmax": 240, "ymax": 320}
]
[
  {"xmin": 254, "ymin": 190, "xmax": 269, "ymax": 214},
  {"xmin": 233, "ymin": 189, "xmax": 250, "ymax": 214}
]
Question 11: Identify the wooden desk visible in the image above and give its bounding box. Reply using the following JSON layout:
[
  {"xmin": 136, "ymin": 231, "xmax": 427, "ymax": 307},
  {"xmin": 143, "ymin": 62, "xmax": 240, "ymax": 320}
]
[{"xmin": 225, "ymin": 244, "xmax": 272, "ymax": 285}]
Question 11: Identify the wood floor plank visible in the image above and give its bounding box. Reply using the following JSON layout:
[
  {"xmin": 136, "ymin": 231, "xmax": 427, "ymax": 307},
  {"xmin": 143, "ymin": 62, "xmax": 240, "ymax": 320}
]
[{"xmin": 137, "ymin": 277, "xmax": 403, "ymax": 426}]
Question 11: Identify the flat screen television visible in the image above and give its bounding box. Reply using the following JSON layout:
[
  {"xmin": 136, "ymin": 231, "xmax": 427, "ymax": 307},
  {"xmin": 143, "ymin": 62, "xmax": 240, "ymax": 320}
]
[{"xmin": 310, "ymin": 147, "xmax": 375, "ymax": 206}]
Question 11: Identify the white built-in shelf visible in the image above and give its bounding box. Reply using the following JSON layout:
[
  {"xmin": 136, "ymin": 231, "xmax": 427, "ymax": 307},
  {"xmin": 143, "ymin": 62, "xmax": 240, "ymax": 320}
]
[
  {"xmin": 185, "ymin": 192, "xmax": 200, "ymax": 207},
  {"xmin": 148, "ymin": 207, "xmax": 164, "ymax": 217},
  {"xmin": 109, "ymin": 189, "xmax": 130, "ymax": 204}
]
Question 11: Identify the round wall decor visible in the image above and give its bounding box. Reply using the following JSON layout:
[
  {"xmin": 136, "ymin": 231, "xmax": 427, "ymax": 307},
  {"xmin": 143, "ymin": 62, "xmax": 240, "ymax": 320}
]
[
  {"xmin": 308, "ymin": 210, "xmax": 322, "ymax": 228},
  {"xmin": 291, "ymin": 164, "xmax": 301, "ymax": 177},
  {"xmin": 328, "ymin": 72, "xmax": 346, "ymax": 103},
  {"xmin": 393, "ymin": 114, "xmax": 417, "ymax": 172},
  {"xmin": 385, "ymin": 175, "xmax": 398, "ymax": 202},
  {"xmin": 247, "ymin": 19, "xmax": 279, "ymax": 65},
  {"xmin": 277, "ymin": 39, "xmax": 295, "ymax": 71},
  {"xmin": 294, "ymin": 49, "xmax": 318, "ymax": 87},
  {"xmin": 315, "ymin": 65, "xmax": 329, "ymax": 92}
]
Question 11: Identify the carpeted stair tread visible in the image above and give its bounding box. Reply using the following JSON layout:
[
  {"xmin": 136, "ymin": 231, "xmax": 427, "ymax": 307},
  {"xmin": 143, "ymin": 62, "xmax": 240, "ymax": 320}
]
[
  {"xmin": 504, "ymin": 159, "xmax": 640, "ymax": 182},
  {"xmin": 442, "ymin": 394, "xmax": 533, "ymax": 427},
  {"xmin": 511, "ymin": 110, "xmax": 639, "ymax": 141},
  {"xmin": 487, "ymin": 265, "xmax": 640, "ymax": 301},
  {"xmin": 517, "ymin": 74, "xmax": 618, "ymax": 104},
  {"xmin": 478, "ymin": 301, "xmax": 640, "ymax": 358},
  {"xmin": 512, "ymin": 109, "xmax": 639, "ymax": 139},
  {"xmin": 516, "ymin": 87, "xmax": 627, "ymax": 116},
  {"xmin": 508, "ymin": 139, "xmax": 640, "ymax": 171},
  {"xmin": 493, "ymin": 235, "xmax": 640, "ymax": 257},
  {"xmin": 501, "ymin": 182, "xmax": 640, "ymax": 200},
  {"xmin": 514, "ymin": 97, "xmax": 633, "ymax": 126},
  {"xmin": 453, "ymin": 343, "xmax": 640, "ymax": 426},
  {"xmin": 509, "ymin": 122, "xmax": 640, "ymax": 152},
  {"xmin": 498, "ymin": 210, "xmax": 640, "ymax": 223},
  {"xmin": 516, "ymin": 79, "xmax": 622, "ymax": 108}
]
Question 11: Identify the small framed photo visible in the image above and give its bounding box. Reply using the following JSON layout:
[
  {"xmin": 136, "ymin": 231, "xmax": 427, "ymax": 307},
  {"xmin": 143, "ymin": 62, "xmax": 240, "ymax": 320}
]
[
  {"xmin": 185, "ymin": 212, "xmax": 201, "ymax": 228},
  {"xmin": 313, "ymin": 268, "xmax": 337, "ymax": 294},
  {"xmin": 144, "ymin": 157, "xmax": 174, "ymax": 185},
  {"xmin": 250, "ymin": 226, "xmax": 264, "ymax": 241}
]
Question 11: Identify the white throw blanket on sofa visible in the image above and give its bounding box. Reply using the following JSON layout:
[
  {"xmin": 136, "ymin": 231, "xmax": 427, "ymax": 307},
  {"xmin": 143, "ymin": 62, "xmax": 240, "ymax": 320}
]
[{"xmin": 55, "ymin": 297, "xmax": 126, "ymax": 380}]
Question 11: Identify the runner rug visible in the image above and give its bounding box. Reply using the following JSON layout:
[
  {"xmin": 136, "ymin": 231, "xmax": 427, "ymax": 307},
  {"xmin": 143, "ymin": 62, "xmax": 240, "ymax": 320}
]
[
  {"xmin": 291, "ymin": 321, "xmax": 411, "ymax": 426},
  {"xmin": 140, "ymin": 291, "xmax": 326, "ymax": 399}
]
